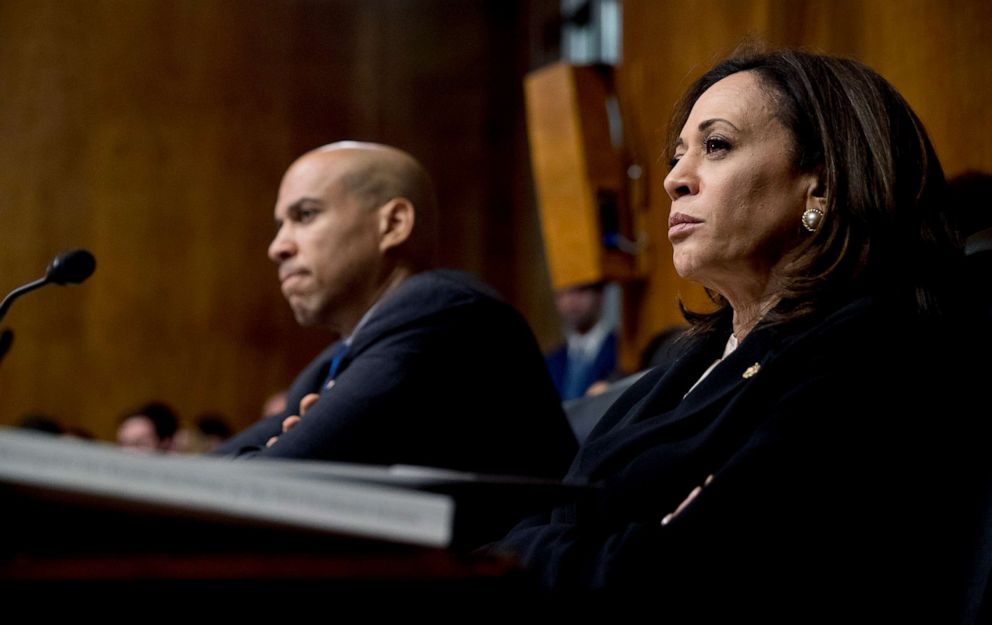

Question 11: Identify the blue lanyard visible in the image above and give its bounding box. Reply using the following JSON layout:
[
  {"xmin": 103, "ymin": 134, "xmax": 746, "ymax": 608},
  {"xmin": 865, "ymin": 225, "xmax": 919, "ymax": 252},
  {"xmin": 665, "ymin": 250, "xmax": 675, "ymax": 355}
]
[{"xmin": 321, "ymin": 342, "xmax": 349, "ymax": 391}]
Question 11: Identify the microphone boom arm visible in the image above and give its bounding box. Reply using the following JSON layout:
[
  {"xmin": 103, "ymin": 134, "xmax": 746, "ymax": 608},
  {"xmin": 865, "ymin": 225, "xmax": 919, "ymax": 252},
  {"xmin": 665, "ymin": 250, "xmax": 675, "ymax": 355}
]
[
  {"xmin": 0, "ymin": 277, "xmax": 48, "ymax": 324},
  {"xmin": 0, "ymin": 248, "xmax": 96, "ymax": 325}
]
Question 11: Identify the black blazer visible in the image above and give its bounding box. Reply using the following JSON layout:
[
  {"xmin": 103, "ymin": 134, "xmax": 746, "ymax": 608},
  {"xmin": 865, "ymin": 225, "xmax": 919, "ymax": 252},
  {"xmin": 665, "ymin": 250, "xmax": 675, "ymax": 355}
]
[
  {"xmin": 495, "ymin": 292, "xmax": 991, "ymax": 621},
  {"xmin": 216, "ymin": 270, "xmax": 577, "ymax": 479}
]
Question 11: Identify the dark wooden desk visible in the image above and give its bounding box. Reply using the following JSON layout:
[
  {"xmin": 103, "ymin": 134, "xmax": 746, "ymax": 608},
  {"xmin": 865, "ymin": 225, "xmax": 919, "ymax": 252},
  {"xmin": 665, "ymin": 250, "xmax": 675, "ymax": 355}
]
[{"xmin": 0, "ymin": 487, "xmax": 534, "ymax": 610}]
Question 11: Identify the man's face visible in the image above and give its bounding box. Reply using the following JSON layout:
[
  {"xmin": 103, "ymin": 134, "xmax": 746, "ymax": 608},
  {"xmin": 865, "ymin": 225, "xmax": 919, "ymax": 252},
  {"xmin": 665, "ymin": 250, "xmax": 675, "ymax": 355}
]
[
  {"xmin": 554, "ymin": 285, "xmax": 604, "ymax": 335},
  {"xmin": 268, "ymin": 151, "xmax": 383, "ymax": 330},
  {"xmin": 116, "ymin": 415, "xmax": 160, "ymax": 450}
]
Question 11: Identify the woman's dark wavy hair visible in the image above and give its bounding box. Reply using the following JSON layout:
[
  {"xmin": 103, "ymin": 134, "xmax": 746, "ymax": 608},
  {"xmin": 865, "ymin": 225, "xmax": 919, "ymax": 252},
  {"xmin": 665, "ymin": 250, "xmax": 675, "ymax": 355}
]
[{"xmin": 669, "ymin": 48, "xmax": 961, "ymax": 334}]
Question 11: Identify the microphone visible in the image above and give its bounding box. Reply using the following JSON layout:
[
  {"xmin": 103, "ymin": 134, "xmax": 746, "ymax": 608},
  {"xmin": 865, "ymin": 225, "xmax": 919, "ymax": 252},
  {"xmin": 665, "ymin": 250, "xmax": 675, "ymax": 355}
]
[
  {"xmin": 45, "ymin": 248, "xmax": 96, "ymax": 285},
  {"xmin": 0, "ymin": 249, "xmax": 96, "ymax": 323}
]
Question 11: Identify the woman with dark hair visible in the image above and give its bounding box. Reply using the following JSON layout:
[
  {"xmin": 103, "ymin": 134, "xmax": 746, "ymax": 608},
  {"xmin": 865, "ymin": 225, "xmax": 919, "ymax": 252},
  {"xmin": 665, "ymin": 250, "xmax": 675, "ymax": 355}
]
[{"xmin": 492, "ymin": 49, "xmax": 988, "ymax": 620}]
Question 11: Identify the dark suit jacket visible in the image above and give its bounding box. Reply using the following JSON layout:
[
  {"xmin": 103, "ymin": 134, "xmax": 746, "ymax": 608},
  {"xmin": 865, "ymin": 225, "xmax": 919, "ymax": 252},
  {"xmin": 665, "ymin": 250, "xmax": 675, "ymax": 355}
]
[
  {"xmin": 494, "ymin": 291, "xmax": 990, "ymax": 621},
  {"xmin": 968, "ymin": 245, "xmax": 992, "ymax": 321},
  {"xmin": 545, "ymin": 331, "xmax": 618, "ymax": 400},
  {"xmin": 216, "ymin": 270, "xmax": 577, "ymax": 479}
]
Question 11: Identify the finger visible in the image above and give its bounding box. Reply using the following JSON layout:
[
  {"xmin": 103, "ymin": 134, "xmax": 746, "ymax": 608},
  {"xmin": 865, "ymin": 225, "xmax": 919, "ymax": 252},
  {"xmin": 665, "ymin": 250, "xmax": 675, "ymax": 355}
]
[
  {"xmin": 672, "ymin": 485, "xmax": 703, "ymax": 518},
  {"xmin": 299, "ymin": 393, "xmax": 321, "ymax": 417},
  {"xmin": 585, "ymin": 380, "xmax": 609, "ymax": 397},
  {"xmin": 661, "ymin": 476, "xmax": 715, "ymax": 526},
  {"xmin": 266, "ymin": 436, "xmax": 279, "ymax": 448},
  {"xmin": 662, "ymin": 485, "xmax": 702, "ymax": 526},
  {"xmin": 281, "ymin": 415, "xmax": 301, "ymax": 433}
]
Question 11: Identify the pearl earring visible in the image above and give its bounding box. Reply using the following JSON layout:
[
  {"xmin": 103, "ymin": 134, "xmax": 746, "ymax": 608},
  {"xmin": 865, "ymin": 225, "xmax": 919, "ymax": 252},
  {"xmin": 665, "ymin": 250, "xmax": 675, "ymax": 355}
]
[{"xmin": 801, "ymin": 207, "xmax": 824, "ymax": 233}]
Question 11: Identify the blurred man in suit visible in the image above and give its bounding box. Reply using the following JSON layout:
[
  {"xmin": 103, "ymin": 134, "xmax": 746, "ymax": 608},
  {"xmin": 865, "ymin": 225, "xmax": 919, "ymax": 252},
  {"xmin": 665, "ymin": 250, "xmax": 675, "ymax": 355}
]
[{"xmin": 545, "ymin": 281, "xmax": 618, "ymax": 400}]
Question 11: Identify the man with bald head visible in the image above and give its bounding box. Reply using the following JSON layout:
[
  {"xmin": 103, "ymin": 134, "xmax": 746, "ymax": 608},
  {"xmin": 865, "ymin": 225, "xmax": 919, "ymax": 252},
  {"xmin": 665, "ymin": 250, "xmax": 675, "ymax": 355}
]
[{"xmin": 216, "ymin": 142, "xmax": 576, "ymax": 479}]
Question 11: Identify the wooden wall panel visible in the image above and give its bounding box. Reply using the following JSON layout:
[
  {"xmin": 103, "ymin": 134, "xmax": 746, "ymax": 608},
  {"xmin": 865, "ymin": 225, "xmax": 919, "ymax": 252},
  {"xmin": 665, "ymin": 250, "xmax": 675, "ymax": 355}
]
[
  {"xmin": 0, "ymin": 0, "xmax": 559, "ymax": 439},
  {"xmin": 618, "ymin": 0, "xmax": 992, "ymax": 370}
]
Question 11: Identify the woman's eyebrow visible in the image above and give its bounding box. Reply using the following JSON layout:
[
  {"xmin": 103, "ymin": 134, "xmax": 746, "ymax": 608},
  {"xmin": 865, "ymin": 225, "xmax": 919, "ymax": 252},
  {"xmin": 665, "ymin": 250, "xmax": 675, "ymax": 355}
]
[{"xmin": 698, "ymin": 118, "xmax": 740, "ymax": 132}]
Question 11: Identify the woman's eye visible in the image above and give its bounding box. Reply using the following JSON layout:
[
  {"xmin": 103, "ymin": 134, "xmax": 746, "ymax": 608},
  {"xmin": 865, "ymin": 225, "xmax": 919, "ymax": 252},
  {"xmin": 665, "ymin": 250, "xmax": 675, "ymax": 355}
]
[
  {"xmin": 704, "ymin": 137, "xmax": 731, "ymax": 154},
  {"xmin": 668, "ymin": 156, "xmax": 681, "ymax": 170}
]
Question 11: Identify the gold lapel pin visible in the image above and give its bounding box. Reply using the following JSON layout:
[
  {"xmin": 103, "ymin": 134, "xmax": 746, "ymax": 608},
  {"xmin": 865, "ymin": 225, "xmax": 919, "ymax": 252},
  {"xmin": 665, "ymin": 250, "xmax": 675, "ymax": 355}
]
[{"xmin": 742, "ymin": 362, "xmax": 761, "ymax": 379}]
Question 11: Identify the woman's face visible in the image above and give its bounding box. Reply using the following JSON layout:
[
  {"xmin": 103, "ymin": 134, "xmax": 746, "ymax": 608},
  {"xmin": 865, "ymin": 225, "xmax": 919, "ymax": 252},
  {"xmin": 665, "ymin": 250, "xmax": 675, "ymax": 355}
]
[{"xmin": 664, "ymin": 70, "xmax": 817, "ymax": 304}]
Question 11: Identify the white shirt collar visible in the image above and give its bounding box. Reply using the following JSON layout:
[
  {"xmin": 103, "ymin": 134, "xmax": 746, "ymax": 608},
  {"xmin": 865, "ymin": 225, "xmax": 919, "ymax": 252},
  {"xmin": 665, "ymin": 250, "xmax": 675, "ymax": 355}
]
[
  {"xmin": 723, "ymin": 332, "xmax": 739, "ymax": 358},
  {"xmin": 566, "ymin": 319, "xmax": 612, "ymax": 362},
  {"xmin": 684, "ymin": 333, "xmax": 739, "ymax": 399}
]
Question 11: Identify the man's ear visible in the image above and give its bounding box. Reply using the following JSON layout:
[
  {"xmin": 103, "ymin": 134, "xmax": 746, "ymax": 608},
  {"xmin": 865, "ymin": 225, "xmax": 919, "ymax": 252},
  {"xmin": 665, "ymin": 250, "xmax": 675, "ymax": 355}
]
[{"xmin": 377, "ymin": 198, "xmax": 415, "ymax": 253}]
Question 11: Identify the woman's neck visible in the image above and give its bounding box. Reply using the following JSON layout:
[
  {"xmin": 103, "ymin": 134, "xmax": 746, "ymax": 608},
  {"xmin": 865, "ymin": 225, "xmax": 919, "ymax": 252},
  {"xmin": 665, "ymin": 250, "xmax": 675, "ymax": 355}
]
[{"xmin": 730, "ymin": 294, "xmax": 780, "ymax": 341}]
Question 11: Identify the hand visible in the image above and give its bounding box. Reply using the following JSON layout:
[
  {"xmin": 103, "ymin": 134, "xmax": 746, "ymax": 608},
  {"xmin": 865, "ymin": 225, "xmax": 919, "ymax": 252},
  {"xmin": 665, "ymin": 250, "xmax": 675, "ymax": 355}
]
[
  {"xmin": 266, "ymin": 392, "xmax": 320, "ymax": 448},
  {"xmin": 661, "ymin": 474, "xmax": 714, "ymax": 526},
  {"xmin": 584, "ymin": 380, "xmax": 610, "ymax": 397}
]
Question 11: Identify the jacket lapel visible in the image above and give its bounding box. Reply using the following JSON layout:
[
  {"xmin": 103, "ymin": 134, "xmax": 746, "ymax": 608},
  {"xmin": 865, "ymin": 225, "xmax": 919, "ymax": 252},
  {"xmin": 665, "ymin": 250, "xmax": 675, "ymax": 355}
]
[
  {"xmin": 294, "ymin": 341, "xmax": 344, "ymax": 396},
  {"xmin": 577, "ymin": 324, "xmax": 782, "ymax": 478}
]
